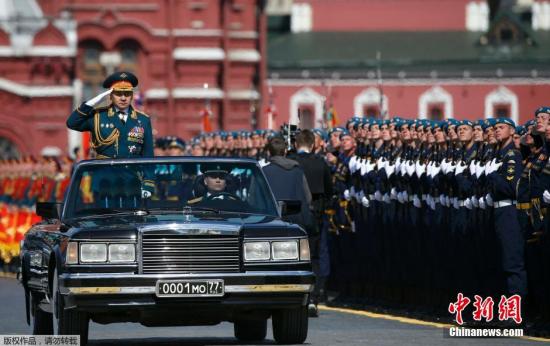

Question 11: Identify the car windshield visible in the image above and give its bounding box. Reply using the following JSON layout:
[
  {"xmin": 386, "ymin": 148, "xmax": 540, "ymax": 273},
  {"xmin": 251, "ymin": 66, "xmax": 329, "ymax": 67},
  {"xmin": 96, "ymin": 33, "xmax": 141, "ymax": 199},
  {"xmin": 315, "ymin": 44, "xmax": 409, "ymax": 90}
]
[{"xmin": 64, "ymin": 160, "xmax": 278, "ymax": 219}]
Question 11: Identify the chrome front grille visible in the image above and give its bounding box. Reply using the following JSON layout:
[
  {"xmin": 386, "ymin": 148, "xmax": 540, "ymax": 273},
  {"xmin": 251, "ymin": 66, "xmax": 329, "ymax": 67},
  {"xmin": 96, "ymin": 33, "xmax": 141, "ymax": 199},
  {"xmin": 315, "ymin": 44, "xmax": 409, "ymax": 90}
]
[{"xmin": 141, "ymin": 233, "xmax": 241, "ymax": 274}]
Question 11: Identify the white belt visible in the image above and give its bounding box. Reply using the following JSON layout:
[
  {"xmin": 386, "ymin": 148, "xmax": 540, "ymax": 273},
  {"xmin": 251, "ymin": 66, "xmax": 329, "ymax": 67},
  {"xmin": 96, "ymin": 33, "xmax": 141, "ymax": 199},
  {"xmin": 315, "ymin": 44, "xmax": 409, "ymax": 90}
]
[{"xmin": 494, "ymin": 200, "xmax": 516, "ymax": 208}]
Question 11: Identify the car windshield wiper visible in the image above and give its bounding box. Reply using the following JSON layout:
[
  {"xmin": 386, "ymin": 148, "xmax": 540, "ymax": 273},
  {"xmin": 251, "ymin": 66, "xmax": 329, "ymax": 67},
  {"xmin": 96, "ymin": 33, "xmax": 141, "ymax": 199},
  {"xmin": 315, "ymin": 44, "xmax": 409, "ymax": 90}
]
[
  {"xmin": 147, "ymin": 206, "xmax": 220, "ymax": 214},
  {"xmin": 70, "ymin": 208, "xmax": 150, "ymax": 218}
]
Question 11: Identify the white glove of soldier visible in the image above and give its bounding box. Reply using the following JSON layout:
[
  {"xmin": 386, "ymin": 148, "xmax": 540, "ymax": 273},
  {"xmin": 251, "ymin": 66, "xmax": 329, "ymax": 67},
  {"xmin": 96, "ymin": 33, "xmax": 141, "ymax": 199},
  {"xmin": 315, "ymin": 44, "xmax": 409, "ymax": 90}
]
[
  {"xmin": 455, "ymin": 161, "xmax": 467, "ymax": 175},
  {"xmin": 447, "ymin": 161, "xmax": 456, "ymax": 175},
  {"xmin": 377, "ymin": 157, "xmax": 386, "ymax": 171},
  {"xmin": 406, "ymin": 161, "xmax": 415, "ymax": 177},
  {"xmin": 390, "ymin": 187, "xmax": 398, "ymax": 200},
  {"xmin": 464, "ymin": 198, "xmax": 473, "ymax": 210},
  {"xmin": 471, "ymin": 196, "xmax": 479, "ymax": 208},
  {"xmin": 479, "ymin": 197, "xmax": 486, "ymax": 209},
  {"xmin": 445, "ymin": 196, "xmax": 451, "ymax": 207},
  {"xmin": 475, "ymin": 161, "xmax": 485, "ymax": 178},
  {"xmin": 485, "ymin": 193, "xmax": 494, "ymax": 207},
  {"xmin": 141, "ymin": 189, "xmax": 152, "ymax": 199},
  {"xmin": 361, "ymin": 195, "xmax": 370, "ymax": 208},
  {"xmin": 415, "ymin": 161, "xmax": 426, "ymax": 177},
  {"xmin": 543, "ymin": 190, "xmax": 550, "ymax": 204},
  {"xmin": 395, "ymin": 157, "xmax": 402, "ymax": 174},
  {"xmin": 431, "ymin": 163, "xmax": 441, "ymax": 178},
  {"xmin": 382, "ymin": 193, "xmax": 391, "ymax": 203},
  {"xmin": 413, "ymin": 195, "xmax": 422, "ymax": 208},
  {"xmin": 374, "ymin": 190, "xmax": 382, "ymax": 201},
  {"xmin": 452, "ymin": 197, "xmax": 459, "ymax": 209},
  {"xmin": 400, "ymin": 160, "xmax": 407, "ymax": 176},
  {"xmin": 397, "ymin": 191, "xmax": 404, "ymax": 203},
  {"xmin": 85, "ymin": 88, "xmax": 112, "ymax": 107},
  {"xmin": 348, "ymin": 156, "xmax": 357, "ymax": 173},
  {"xmin": 366, "ymin": 159, "xmax": 377, "ymax": 174},
  {"xmin": 439, "ymin": 194, "xmax": 446, "ymax": 205},
  {"xmin": 441, "ymin": 159, "xmax": 449, "ymax": 174},
  {"xmin": 344, "ymin": 189, "xmax": 351, "ymax": 201},
  {"xmin": 492, "ymin": 161, "xmax": 502, "ymax": 174},
  {"xmin": 485, "ymin": 158, "xmax": 496, "ymax": 175},
  {"xmin": 385, "ymin": 163, "xmax": 396, "ymax": 178},
  {"xmin": 350, "ymin": 186, "xmax": 356, "ymax": 198},
  {"xmin": 469, "ymin": 160, "xmax": 477, "ymax": 176},
  {"xmin": 355, "ymin": 189, "xmax": 364, "ymax": 203},
  {"xmin": 360, "ymin": 159, "xmax": 367, "ymax": 176}
]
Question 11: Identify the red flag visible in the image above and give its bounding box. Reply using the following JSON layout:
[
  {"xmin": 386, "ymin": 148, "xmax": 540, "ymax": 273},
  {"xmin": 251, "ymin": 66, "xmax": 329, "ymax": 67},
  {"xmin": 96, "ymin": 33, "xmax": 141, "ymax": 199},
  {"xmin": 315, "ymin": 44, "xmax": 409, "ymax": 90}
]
[{"xmin": 202, "ymin": 108, "xmax": 212, "ymax": 133}]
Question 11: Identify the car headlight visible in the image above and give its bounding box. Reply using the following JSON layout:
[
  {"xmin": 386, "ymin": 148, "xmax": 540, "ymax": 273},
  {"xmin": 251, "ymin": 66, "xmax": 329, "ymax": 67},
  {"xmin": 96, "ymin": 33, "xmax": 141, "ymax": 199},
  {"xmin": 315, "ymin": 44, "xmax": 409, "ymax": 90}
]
[
  {"xmin": 108, "ymin": 243, "xmax": 135, "ymax": 263},
  {"xmin": 80, "ymin": 243, "xmax": 107, "ymax": 263},
  {"xmin": 244, "ymin": 242, "xmax": 270, "ymax": 261},
  {"xmin": 272, "ymin": 241, "xmax": 299, "ymax": 260}
]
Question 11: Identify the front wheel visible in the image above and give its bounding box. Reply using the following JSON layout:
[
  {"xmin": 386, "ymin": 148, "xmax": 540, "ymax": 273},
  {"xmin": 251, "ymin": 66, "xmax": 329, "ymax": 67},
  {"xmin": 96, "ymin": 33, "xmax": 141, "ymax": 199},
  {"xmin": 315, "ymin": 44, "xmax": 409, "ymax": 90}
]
[
  {"xmin": 272, "ymin": 306, "xmax": 308, "ymax": 344},
  {"xmin": 51, "ymin": 267, "xmax": 89, "ymax": 343},
  {"xmin": 30, "ymin": 293, "xmax": 53, "ymax": 335}
]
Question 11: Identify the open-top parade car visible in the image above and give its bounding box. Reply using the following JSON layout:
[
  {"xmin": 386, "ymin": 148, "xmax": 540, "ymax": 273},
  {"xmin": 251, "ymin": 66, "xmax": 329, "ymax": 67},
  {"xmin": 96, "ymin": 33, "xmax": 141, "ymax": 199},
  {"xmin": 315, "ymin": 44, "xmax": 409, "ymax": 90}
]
[{"xmin": 19, "ymin": 157, "xmax": 313, "ymax": 345}]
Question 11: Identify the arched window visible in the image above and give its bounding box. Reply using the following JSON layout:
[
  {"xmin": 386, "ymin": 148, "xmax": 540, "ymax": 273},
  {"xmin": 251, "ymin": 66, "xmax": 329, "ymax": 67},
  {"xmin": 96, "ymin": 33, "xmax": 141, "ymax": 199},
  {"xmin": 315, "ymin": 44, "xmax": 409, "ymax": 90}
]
[
  {"xmin": 79, "ymin": 40, "xmax": 104, "ymax": 101},
  {"xmin": 116, "ymin": 39, "xmax": 140, "ymax": 73},
  {"xmin": 354, "ymin": 87, "xmax": 388, "ymax": 119},
  {"xmin": 0, "ymin": 136, "xmax": 20, "ymax": 160},
  {"xmin": 298, "ymin": 104, "xmax": 315, "ymax": 129},
  {"xmin": 484, "ymin": 86, "xmax": 518, "ymax": 123},
  {"xmin": 289, "ymin": 88, "xmax": 323, "ymax": 127},
  {"xmin": 419, "ymin": 86, "xmax": 453, "ymax": 120}
]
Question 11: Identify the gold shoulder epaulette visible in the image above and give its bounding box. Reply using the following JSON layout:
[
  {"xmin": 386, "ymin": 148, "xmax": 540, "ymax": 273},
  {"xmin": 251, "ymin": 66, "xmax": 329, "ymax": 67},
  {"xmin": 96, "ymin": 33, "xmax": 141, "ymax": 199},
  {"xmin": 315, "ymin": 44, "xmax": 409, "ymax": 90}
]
[
  {"xmin": 135, "ymin": 108, "xmax": 150, "ymax": 118},
  {"xmin": 187, "ymin": 196, "xmax": 203, "ymax": 204}
]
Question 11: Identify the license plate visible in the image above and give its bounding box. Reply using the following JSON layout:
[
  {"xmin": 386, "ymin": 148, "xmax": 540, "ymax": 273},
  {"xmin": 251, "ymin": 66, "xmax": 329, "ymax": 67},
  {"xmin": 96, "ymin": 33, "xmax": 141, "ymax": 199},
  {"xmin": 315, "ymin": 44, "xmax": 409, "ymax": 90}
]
[{"xmin": 155, "ymin": 279, "xmax": 224, "ymax": 297}]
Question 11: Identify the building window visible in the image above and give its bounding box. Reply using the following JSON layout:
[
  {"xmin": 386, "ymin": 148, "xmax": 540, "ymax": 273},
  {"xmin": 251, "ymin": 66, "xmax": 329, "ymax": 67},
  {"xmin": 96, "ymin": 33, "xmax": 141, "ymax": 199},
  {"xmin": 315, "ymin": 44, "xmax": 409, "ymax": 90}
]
[
  {"xmin": 298, "ymin": 104, "xmax": 315, "ymax": 129},
  {"xmin": 116, "ymin": 40, "xmax": 140, "ymax": 74},
  {"xmin": 493, "ymin": 103, "xmax": 511, "ymax": 118},
  {"xmin": 428, "ymin": 103, "xmax": 445, "ymax": 121},
  {"xmin": 0, "ymin": 136, "xmax": 20, "ymax": 160}
]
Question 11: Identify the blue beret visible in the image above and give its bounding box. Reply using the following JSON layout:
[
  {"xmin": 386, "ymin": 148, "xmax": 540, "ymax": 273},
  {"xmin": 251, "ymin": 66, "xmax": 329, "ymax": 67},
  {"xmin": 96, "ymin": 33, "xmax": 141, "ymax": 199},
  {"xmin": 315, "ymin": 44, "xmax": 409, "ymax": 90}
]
[
  {"xmin": 495, "ymin": 117, "xmax": 516, "ymax": 128},
  {"xmin": 515, "ymin": 126, "xmax": 526, "ymax": 136},
  {"xmin": 329, "ymin": 126, "xmax": 346, "ymax": 135},
  {"xmin": 524, "ymin": 119, "xmax": 536, "ymax": 128},
  {"xmin": 535, "ymin": 106, "xmax": 550, "ymax": 117},
  {"xmin": 339, "ymin": 129, "xmax": 352, "ymax": 140},
  {"xmin": 485, "ymin": 118, "xmax": 497, "ymax": 128},
  {"xmin": 459, "ymin": 120, "xmax": 474, "ymax": 128}
]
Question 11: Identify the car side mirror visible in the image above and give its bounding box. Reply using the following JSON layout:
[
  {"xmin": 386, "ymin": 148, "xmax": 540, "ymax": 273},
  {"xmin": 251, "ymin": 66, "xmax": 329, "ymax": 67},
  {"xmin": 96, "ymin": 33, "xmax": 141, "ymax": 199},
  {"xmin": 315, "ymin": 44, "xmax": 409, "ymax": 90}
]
[
  {"xmin": 278, "ymin": 200, "xmax": 302, "ymax": 216},
  {"xmin": 36, "ymin": 202, "xmax": 61, "ymax": 220}
]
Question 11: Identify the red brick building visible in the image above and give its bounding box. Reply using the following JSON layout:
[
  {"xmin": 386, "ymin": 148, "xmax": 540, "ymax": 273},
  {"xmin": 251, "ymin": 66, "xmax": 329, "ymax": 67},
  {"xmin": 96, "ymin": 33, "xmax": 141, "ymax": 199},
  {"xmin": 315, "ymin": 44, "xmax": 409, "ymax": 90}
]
[
  {"xmin": 0, "ymin": 0, "xmax": 266, "ymax": 158},
  {"xmin": 266, "ymin": 0, "xmax": 550, "ymax": 129}
]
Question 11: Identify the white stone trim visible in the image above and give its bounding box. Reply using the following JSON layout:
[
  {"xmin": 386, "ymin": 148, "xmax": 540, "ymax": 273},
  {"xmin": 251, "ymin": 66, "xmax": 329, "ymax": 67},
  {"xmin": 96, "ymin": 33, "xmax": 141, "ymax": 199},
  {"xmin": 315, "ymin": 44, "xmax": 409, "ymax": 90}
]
[
  {"xmin": 0, "ymin": 77, "xmax": 74, "ymax": 97},
  {"xmin": 145, "ymin": 88, "xmax": 169, "ymax": 99},
  {"xmin": 228, "ymin": 31, "xmax": 258, "ymax": 39},
  {"xmin": 466, "ymin": 1, "xmax": 489, "ymax": 32},
  {"xmin": 173, "ymin": 47, "xmax": 225, "ymax": 61},
  {"xmin": 227, "ymin": 49, "xmax": 260, "ymax": 62},
  {"xmin": 484, "ymin": 86, "xmax": 519, "ymax": 124},
  {"xmin": 533, "ymin": 1, "xmax": 550, "ymax": 30},
  {"xmin": 291, "ymin": 2, "xmax": 312, "ymax": 33},
  {"xmin": 0, "ymin": 45, "xmax": 75, "ymax": 57},
  {"xmin": 172, "ymin": 29, "xmax": 223, "ymax": 37},
  {"xmin": 172, "ymin": 87, "xmax": 224, "ymax": 99},
  {"xmin": 228, "ymin": 89, "xmax": 260, "ymax": 100},
  {"xmin": 353, "ymin": 87, "xmax": 388, "ymax": 117},
  {"xmin": 289, "ymin": 87, "xmax": 324, "ymax": 127},
  {"xmin": 418, "ymin": 86, "xmax": 453, "ymax": 119}
]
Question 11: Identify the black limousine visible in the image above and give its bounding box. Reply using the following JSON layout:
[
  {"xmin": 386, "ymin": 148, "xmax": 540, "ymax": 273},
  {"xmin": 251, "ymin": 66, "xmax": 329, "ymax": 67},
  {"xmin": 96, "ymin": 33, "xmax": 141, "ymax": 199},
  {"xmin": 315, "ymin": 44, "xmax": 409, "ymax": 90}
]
[{"xmin": 19, "ymin": 157, "xmax": 314, "ymax": 345}]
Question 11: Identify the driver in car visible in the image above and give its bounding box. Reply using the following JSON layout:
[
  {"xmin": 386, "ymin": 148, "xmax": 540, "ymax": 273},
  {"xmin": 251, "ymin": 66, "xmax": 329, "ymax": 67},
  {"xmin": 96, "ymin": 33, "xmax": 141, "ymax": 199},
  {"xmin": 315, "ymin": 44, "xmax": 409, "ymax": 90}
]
[{"xmin": 187, "ymin": 164, "xmax": 238, "ymax": 205}]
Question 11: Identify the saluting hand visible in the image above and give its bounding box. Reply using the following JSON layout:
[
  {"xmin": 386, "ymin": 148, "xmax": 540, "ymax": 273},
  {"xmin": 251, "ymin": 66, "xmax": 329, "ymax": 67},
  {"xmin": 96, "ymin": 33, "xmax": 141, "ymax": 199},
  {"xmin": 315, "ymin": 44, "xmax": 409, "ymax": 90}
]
[{"xmin": 85, "ymin": 88, "xmax": 113, "ymax": 107}]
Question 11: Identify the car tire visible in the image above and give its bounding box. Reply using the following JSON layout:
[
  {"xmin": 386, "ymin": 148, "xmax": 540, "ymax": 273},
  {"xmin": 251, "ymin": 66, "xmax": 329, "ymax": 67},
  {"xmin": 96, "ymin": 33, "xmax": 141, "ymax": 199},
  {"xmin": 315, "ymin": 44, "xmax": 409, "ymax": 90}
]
[
  {"xmin": 52, "ymin": 267, "xmax": 89, "ymax": 344},
  {"xmin": 233, "ymin": 319, "xmax": 267, "ymax": 341},
  {"xmin": 30, "ymin": 293, "xmax": 53, "ymax": 335},
  {"xmin": 272, "ymin": 306, "xmax": 308, "ymax": 344}
]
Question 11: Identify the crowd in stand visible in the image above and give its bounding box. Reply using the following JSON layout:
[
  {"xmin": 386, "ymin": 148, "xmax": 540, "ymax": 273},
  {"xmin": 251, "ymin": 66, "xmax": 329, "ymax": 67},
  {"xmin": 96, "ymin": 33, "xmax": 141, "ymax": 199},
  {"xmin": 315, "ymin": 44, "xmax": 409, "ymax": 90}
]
[{"xmin": 2, "ymin": 108, "xmax": 550, "ymax": 331}]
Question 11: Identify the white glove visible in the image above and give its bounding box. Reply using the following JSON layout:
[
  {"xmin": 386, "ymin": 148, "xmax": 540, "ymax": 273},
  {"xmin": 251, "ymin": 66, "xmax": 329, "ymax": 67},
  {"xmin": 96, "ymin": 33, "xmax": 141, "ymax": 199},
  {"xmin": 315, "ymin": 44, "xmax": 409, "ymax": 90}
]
[
  {"xmin": 360, "ymin": 159, "xmax": 368, "ymax": 176},
  {"xmin": 374, "ymin": 191, "xmax": 382, "ymax": 201},
  {"xmin": 413, "ymin": 195, "xmax": 422, "ymax": 208},
  {"xmin": 452, "ymin": 198, "xmax": 459, "ymax": 209},
  {"xmin": 471, "ymin": 196, "xmax": 479, "ymax": 208},
  {"xmin": 390, "ymin": 187, "xmax": 398, "ymax": 200},
  {"xmin": 445, "ymin": 196, "xmax": 451, "ymax": 207},
  {"xmin": 382, "ymin": 193, "xmax": 391, "ymax": 203},
  {"xmin": 406, "ymin": 161, "xmax": 415, "ymax": 177},
  {"xmin": 361, "ymin": 196, "xmax": 370, "ymax": 208},
  {"xmin": 366, "ymin": 160, "xmax": 376, "ymax": 174},
  {"xmin": 469, "ymin": 161, "xmax": 477, "ymax": 176},
  {"xmin": 464, "ymin": 198, "xmax": 473, "ymax": 210},
  {"xmin": 479, "ymin": 197, "xmax": 486, "ymax": 209},
  {"xmin": 485, "ymin": 193, "xmax": 494, "ymax": 207},
  {"xmin": 447, "ymin": 161, "xmax": 456, "ymax": 175},
  {"xmin": 400, "ymin": 160, "xmax": 408, "ymax": 176},
  {"xmin": 397, "ymin": 191, "xmax": 405, "ymax": 203},
  {"xmin": 355, "ymin": 190, "xmax": 364, "ymax": 203},
  {"xmin": 439, "ymin": 194, "xmax": 446, "ymax": 205},
  {"xmin": 141, "ymin": 189, "xmax": 152, "ymax": 198},
  {"xmin": 441, "ymin": 159, "xmax": 449, "ymax": 174},
  {"xmin": 385, "ymin": 163, "xmax": 396, "ymax": 178},
  {"xmin": 402, "ymin": 190, "xmax": 409, "ymax": 202},
  {"xmin": 344, "ymin": 189, "xmax": 351, "ymax": 201},
  {"xmin": 85, "ymin": 89, "xmax": 112, "ymax": 107},
  {"xmin": 432, "ymin": 164, "xmax": 441, "ymax": 177},
  {"xmin": 455, "ymin": 161, "xmax": 467, "ymax": 175},
  {"xmin": 350, "ymin": 186, "xmax": 356, "ymax": 198},
  {"xmin": 475, "ymin": 162, "xmax": 485, "ymax": 178},
  {"xmin": 377, "ymin": 157, "xmax": 387, "ymax": 171},
  {"xmin": 415, "ymin": 161, "xmax": 426, "ymax": 177},
  {"xmin": 349, "ymin": 156, "xmax": 358, "ymax": 173},
  {"xmin": 395, "ymin": 158, "xmax": 402, "ymax": 174},
  {"xmin": 492, "ymin": 161, "xmax": 502, "ymax": 173},
  {"xmin": 543, "ymin": 190, "xmax": 550, "ymax": 204}
]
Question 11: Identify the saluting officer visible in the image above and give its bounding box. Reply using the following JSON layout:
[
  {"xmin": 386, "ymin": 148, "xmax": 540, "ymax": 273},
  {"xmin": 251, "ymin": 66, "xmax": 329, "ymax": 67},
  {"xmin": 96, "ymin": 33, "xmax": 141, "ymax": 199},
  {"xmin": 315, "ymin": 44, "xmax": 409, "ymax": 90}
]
[
  {"xmin": 67, "ymin": 71, "xmax": 154, "ymax": 160},
  {"xmin": 66, "ymin": 71, "xmax": 155, "ymax": 197}
]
